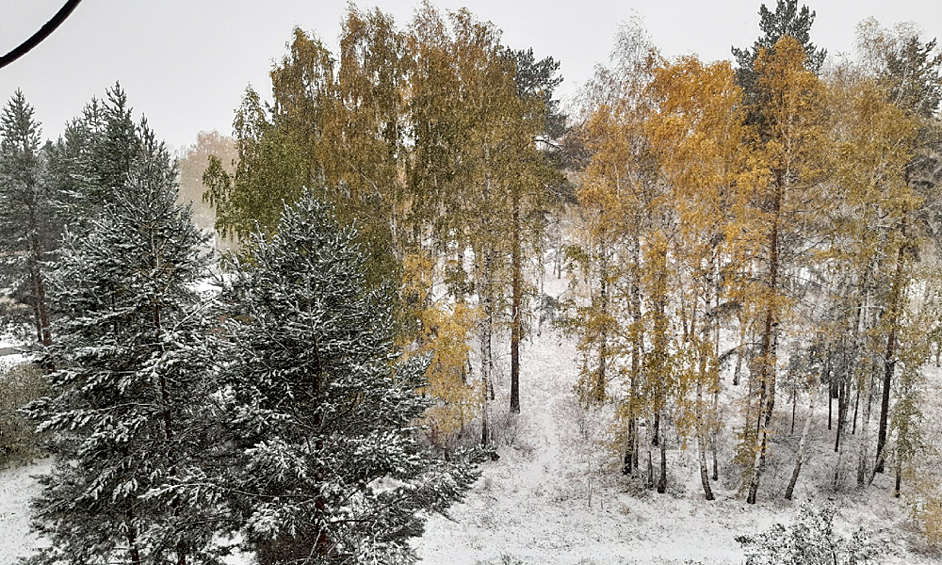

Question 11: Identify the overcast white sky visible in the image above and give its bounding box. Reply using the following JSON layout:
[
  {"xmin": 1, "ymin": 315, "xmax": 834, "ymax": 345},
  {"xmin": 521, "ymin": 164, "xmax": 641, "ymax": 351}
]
[{"xmin": 1, "ymin": 1, "xmax": 940, "ymax": 151}]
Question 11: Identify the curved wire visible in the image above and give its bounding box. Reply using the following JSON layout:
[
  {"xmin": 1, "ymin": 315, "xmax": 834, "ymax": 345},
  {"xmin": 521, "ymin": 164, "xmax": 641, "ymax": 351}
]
[{"xmin": 0, "ymin": 0, "xmax": 84, "ymax": 70}]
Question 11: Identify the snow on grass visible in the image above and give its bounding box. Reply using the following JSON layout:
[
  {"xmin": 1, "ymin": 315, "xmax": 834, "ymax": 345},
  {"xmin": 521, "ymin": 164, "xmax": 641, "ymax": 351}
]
[
  {"xmin": 1, "ymin": 325, "xmax": 33, "ymax": 371},
  {"xmin": 413, "ymin": 324, "xmax": 769, "ymax": 564}
]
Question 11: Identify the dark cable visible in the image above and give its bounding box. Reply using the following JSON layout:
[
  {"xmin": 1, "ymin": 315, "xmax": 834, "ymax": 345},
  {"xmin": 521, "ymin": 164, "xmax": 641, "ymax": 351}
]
[{"xmin": 0, "ymin": 0, "xmax": 84, "ymax": 70}]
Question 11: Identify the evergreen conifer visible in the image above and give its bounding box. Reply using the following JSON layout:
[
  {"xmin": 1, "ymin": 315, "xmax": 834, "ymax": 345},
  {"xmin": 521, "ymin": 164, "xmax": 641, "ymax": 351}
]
[
  {"xmin": 25, "ymin": 120, "xmax": 217, "ymax": 565},
  {"xmin": 215, "ymin": 191, "xmax": 478, "ymax": 564}
]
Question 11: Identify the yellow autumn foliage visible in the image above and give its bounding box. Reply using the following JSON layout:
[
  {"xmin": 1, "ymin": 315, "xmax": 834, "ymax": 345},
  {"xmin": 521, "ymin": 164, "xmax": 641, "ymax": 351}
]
[{"xmin": 400, "ymin": 253, "xmax": 480, "ymax": 444}]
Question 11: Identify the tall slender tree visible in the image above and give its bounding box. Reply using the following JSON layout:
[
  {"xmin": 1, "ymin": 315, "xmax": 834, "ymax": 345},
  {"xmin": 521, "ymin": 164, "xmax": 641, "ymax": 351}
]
[
  {"xmin": 569, "ymin": 20, "xmax": 660, "ymax": 476},
  {"xmin": 0, "ymin": 90, "xmax": 57, "ymax": 346},
  {"xmin": 505, "ymin": 47, "xmax": 566, "ymax": 414},
  {"xmin": 646, "ymin": 56, "xmax": 746, "ymax": 500},
  {"xmin": 740, "ymin": 36, "xmax": 831, "ymax": 504},
  {"xmin": 855, "ymin": 21, "xmax": 942, "ymax": 477}
]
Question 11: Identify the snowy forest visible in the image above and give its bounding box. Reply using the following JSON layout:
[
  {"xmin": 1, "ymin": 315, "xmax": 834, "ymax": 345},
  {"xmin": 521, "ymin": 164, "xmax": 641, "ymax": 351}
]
[{"xmin": 2, "ymin": 0, "xmax": 942, "ymax": 563}]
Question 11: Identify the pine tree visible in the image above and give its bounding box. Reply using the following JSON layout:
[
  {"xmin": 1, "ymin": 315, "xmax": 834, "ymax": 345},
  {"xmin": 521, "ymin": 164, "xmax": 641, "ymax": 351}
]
[
  {"xmin": 45, "ymin": 98, "xmax": 103, "ymax": 225},
  {"xmin": 45, "ymin": 84, "xmax": 144, "ymax": 231},
  {"xmin": 88, "ymin": 85, "xmax": 140, "ymax": 198},
  {"xmin": 504, "ymin": 47, "xmax": 566, "ymax": 414},
  {"xmin": 25, "ymin": 121, "xmax": 217, "ymax": 565},
  {"xmin": 214, "ymin": 191, "xmax": 478, "ymax": 564},
  {"xmin": 732, "ymin": 0, "xmax": 827, "ymax": 106},
  {"xmin": 739, "ymin": 35, "xmax": 830, "ymax": 504},
  {"xmin": 0, "ymin": 90, "xmax": 57, "ymax": 346}
]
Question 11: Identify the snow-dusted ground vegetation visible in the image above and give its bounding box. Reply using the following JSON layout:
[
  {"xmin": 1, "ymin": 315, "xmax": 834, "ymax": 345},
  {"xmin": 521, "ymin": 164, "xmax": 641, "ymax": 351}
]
[{"xmin": 0, "ymin": 457, "xmax": 51, "ymax": 563}]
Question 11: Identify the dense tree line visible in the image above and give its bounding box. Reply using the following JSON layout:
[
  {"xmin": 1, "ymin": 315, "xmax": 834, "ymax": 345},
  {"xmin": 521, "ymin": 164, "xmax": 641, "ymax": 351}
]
[
  {"xmin": 563, "ymin": 0, "xmax": 942, "ymax": 514},
  {"xmin": 3, "ymin": 0, "xmax": 942, "ymax": 561},
  {"xmin": 202, "ymin": 2, "xmax": 568, "ymax": 446}
]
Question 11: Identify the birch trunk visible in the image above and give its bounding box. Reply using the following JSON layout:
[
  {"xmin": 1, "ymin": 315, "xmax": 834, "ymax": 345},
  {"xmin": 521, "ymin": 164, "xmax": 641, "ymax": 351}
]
[{"xmin": 784, "ymin": 389, "xmax": 814, "ymax": 500}]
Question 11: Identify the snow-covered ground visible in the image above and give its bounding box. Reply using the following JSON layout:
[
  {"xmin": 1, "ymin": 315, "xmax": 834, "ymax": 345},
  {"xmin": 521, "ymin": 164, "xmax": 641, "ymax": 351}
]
[
  {"xmin": 0, "ymin": 458, "xmax": 51, "ymax": 563},
  {"xmin": 412, "ymin": 318, "xmax": 769, "ymax": 564},
  {"xmin": 0, "ymin": 327, "xmax": 29, "ymax": 371},
  {"xmin": 412, "ymin": 269, "xmax": 942, "ymax": 564}
]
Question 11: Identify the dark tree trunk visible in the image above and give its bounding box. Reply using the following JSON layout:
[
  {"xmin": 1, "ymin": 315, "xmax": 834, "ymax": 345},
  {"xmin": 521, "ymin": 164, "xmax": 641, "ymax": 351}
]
[
  {"xmin": 510, "ymin": 195, "xmax": 522, "ymax": 413},
  {"xmin": 834, "ymin": 370, "xmax": 847, "ymax": 453},
  {"xmin": 790, "ymin": 387, "xmax": 797, "ymax": 434},
  {"xmin": 875, "ymin": 243, "xmax": 906, "ymax": 474},
  {"xmin": 623, "ymin": 424, "xmax": 633, "ymax": 475},
  {"xmin": 126, "ymin": 504, "xmax": 143, "ymax": 565},
  {"xmin": 828, "ymin": 389, "xmax": 833, "ymax": 430},
  {"xmin": 747, "ymin": 175, "xmax": 781, "ymax": 505},
  {"xmin": 652, "ymin": 412, "xmax": 660, "ymax": 447},
  {"xmin": 894, "ymin": 456, "xmax": 902, "ymax": 498},
  {"xmin": 647, "ymin": 450, "xmax": 654, "ymax": 489},
  {"xmin": 697, "ymin": 382, "xmax": 714, "ymax": 500},
  {"xmin": 711, "ymin": 438, "xmax": 719, "ymax": 481},
  {"xmin": 310, "ymin": 342, "xmax": 330, "ymax": 557},
  {"xmin": 657, "ymin": 414, "xmax": 667, "ymax": 494},
  {"xmin": 596, "ymin": 260, "xmax": 608, "ymax": 403},
  {"xmin": 827, "ymin": 353, "xmax": 837, "ymax": 430},
  {"xmin": 711, "ymin": 384, "xmax": 720, "ymax": 481},
  {"xmin": 27, "ymin": 206, "xmax": 52, "ymax": 346}
]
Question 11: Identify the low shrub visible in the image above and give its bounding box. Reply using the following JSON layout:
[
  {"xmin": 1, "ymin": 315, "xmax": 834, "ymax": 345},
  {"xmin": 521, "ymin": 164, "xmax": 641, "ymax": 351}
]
[
  {"xmin": 736, "ymin": 502, "xmax": 880, "ymax": 565},
  {"xmin": 0, "ymin": 361, "xmax": 47, "ymax": 468}
]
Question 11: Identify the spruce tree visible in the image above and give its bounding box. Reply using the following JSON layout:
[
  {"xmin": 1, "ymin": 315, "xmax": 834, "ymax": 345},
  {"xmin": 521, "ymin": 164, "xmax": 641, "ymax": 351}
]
[
  {"xmin": 25, "ymin": 121, "xmax": 218, "ymax": 565},
  {"xmin": 504, "ymin": 46, "xmax": 566, "ymax": 414},
  {"xmin": 215, "ymin": 191, "xmax": 477, "ymax": 564}
]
